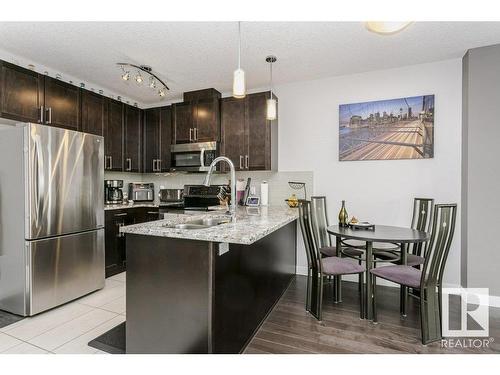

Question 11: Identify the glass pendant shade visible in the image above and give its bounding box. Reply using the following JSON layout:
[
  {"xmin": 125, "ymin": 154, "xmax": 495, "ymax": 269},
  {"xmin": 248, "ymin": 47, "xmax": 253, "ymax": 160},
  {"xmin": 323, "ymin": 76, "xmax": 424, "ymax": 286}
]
[
  {"xmin": 365, "ymin": 22, "xmax": 412, "ymax": 35},
  {"xmin": 233, "ymin": 68, "xmax": 246, "ymax": 98},
  {"xmin": 266, "ymin": 98, "xmax": 277, "ymax": 120}
]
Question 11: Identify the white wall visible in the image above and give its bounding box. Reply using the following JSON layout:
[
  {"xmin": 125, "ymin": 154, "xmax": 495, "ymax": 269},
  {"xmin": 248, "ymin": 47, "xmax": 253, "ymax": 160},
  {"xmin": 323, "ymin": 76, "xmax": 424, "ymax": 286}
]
[{"xmin": 275, "ymin": 59, "xmax": 463, "ymax": 287}]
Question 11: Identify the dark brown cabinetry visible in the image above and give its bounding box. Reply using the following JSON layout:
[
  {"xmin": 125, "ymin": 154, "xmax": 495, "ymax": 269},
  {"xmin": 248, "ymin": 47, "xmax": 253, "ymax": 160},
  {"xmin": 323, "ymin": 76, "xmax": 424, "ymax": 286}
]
[
  {"xmin": 105, "ymin": 207, "xmax": 159, "ymax": 277},
  {"xmin": 221, "ymin": 97, "xmax": 247, "ymax": 171},
  {"xmin": 0, "ymin": 60, "xmax": 81, "ymax": 129},
  {"xmin": 105, "ymin": 99, "xmax": 124, "ymax": 171},
  {"xmin": 172, "ymin": 88, "xmax": 220, "ymax": 144},
  {"xmin": 0, "ymin": 61, "xmax": 43, "ymax": 123},
  {"xmin": 221, "ymin": 91, "xmax": 278, "ymax": 171},
  {"xmin": 143, "ymin": 106, "xmax": 172, "ymax": 173},
  {"xmin": 43, "ymin": 76, "xmax": 80, "ymax": 130},
  {"xmin": 81, "ymin": 90, "xmax": 107, "ymax": 136},
  {"xmin": 124, "ymin": 105, "xmax": 142, "ymax": 173}
]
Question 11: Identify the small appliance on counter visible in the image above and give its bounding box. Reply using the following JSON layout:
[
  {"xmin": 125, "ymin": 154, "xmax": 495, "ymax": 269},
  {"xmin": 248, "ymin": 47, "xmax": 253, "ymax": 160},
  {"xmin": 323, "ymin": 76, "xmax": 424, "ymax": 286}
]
[
  {"xmin": 129, "ymin": 182, "xmax": 155, "ymax": 202},
  {"xmin": 105, "ymin": 179, "xmax": 124, "ymax": 204},
  {"xmin": 158, "ymin": 188, "xmax": 184, "ymax": 203}
]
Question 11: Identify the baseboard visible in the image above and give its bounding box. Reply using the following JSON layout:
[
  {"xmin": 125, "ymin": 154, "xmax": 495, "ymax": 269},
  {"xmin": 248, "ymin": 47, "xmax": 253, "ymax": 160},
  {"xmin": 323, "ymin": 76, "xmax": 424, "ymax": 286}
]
[{"xmin": 294, "ymin": 272, "xmax": 500, "ymax": 307}]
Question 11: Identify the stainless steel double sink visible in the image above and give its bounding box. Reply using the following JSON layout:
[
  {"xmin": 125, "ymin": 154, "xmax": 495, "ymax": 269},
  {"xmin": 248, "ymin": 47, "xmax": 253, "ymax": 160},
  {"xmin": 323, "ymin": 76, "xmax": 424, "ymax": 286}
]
[{"xmin": 164, "ymin": 217, "xmax": 230, "ymax": 230}]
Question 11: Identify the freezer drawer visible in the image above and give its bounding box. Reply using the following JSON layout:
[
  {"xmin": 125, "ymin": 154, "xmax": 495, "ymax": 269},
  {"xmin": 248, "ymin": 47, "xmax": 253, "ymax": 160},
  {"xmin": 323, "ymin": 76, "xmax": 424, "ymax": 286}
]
[{"xmin": 27, "ymin": 229, "xmax": 104, "ymax": 315}]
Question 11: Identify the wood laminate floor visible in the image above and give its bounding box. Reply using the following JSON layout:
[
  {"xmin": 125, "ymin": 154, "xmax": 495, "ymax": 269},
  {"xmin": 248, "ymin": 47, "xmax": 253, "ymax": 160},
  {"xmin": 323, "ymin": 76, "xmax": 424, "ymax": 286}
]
[{"xmin": 244, "ymin": 276, "xmax": 500, "ymax": 354}]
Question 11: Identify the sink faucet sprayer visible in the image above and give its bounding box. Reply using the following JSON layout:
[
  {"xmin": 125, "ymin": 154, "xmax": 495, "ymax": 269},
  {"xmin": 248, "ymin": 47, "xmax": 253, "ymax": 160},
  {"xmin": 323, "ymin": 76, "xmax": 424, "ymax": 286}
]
[{"xmin": 203, "ymin": 156, "xmax": 237, "ymax": 222}]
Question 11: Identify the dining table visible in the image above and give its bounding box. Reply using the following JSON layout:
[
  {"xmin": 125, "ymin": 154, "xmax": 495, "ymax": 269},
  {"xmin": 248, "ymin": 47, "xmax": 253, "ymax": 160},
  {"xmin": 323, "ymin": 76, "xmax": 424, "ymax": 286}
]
[{"xmin": 326, "ymin": 225, "xmax": 430, "ymax": 321}]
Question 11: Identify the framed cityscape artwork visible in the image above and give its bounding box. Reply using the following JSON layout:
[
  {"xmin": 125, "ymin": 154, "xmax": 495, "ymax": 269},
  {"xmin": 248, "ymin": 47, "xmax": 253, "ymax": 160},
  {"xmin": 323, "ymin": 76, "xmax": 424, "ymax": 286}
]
[{"xmin": 339, "ymin": 95, "xmax": 435, "ymax": 161}]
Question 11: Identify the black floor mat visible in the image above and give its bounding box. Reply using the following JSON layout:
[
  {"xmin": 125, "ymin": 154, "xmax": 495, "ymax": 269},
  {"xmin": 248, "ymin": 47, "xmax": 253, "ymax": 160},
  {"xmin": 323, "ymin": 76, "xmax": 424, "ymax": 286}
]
[
  {"xmin": 0, "ymin": 310, "xmax": 24, "ymax": 329},
  {"xmin": 88, "ymin": 322, "xmax": 126, "ymax": 354}
]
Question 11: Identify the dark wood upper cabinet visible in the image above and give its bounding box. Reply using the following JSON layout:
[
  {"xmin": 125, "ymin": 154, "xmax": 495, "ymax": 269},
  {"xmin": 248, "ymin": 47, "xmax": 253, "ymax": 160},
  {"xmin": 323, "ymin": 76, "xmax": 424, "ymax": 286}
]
[
  {"xmin": 143, "ymin": 108, "xmax": 160, "ymax": 173},
  {"xmin": 0, "ymin": 61, "xmax": 43, "ymax": 123},
  {"xmin": 43, "ymin": 76, "xmax": 80, "ymax": 130},
  {"xmin": 105, "ymin": 99, "xmax": 124, "ymax": 171},
  {"xmin": 124, "ymin": 105, "xmax": 142, "ymax": 173},
  {"xmin": 81, "ymin": 90, "xmax": 106, "ymax": 136},
  {"xmin": 143, "ymin": 106, "xmax": 172, "ymax": 173},
  {"xmin": 159, "ymin": 106, "xmax": 172, "ymax": 172},
  {"xmin": 247, "ymin": 92, "xmax": 275, "ymax": 170},
  {"xmin": 172, "ymin": 101, "xmax": 193, "ymax": 144},
  {"xmin": 220, "ymin": 91, "xmax": 278, "ymax": 171},
  {"xmin": 195, "ymin": 96, "xmax": 220, "ymax": 142},
  {"xmin": 221, "ymin": 97, "xmax": 247, "ymax": 171},
  {"xmin": 172, "ymin": 88, "xmax": 220, "ymax": 144}
]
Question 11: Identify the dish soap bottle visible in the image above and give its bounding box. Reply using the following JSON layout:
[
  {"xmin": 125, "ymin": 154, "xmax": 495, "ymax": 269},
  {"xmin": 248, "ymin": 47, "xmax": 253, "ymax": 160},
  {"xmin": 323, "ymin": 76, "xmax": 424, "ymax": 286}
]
[{"xmin": 338, "ymin": 200, "xmax": 348, "ymax": 227}]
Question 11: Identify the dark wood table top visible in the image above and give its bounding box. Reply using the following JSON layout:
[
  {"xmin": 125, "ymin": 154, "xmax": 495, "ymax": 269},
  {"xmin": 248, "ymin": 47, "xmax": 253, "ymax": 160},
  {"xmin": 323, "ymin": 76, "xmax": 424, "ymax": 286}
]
[{"xmin": 327, "ymin": 225, "xmax": 430, "ymax": 243}]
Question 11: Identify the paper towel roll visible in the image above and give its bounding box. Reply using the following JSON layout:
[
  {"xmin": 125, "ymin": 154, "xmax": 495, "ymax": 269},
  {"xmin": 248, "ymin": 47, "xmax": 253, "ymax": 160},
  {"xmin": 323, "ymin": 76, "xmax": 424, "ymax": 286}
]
[{"xmin": 260, "ymin": 181, "xmax": 269, "ymax": 206}]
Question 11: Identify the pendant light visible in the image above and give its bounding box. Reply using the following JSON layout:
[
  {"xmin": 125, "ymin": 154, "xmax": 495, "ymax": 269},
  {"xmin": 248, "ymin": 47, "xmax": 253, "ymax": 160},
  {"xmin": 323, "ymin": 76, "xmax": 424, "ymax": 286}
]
[
  {"xmin": 233, "ymin": 21, "xmax": 246, "ymax": 98},
  {"xmin": 266, "ymin": 55, "xmax": 277, "ymax": 120}
]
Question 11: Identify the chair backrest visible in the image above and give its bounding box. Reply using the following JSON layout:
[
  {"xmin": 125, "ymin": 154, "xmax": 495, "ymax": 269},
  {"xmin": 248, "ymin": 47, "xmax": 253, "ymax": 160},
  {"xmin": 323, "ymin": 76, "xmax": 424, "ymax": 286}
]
[
  {"xmin": 409, "ymin": 198, "xmax": 434, "ymax": 257},
  {"xmin": 420, "ymin": 204, "xmax": 457, "ymax": 288},
  {"xmin": 310, "ymin": 196, "xmax": 331, "ymax": 249},
  {"xmin": 298, "ymin": 200, "xmax": 321, "ymax": 272}
]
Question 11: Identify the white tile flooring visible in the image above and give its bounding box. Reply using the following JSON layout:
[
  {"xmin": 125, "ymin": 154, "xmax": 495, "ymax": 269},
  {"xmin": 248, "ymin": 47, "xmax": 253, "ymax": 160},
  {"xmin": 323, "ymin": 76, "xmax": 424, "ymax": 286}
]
[{"xmin": 0, "ymin": 272, "xmax": 127, "ymax": 354}]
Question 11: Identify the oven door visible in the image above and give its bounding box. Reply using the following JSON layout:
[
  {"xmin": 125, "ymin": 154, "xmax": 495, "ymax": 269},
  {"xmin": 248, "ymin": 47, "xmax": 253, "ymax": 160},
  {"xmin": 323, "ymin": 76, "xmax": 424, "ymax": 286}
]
[{"xmin": 170, "ymin": 142, "xmax": 217, "ymax": 172}]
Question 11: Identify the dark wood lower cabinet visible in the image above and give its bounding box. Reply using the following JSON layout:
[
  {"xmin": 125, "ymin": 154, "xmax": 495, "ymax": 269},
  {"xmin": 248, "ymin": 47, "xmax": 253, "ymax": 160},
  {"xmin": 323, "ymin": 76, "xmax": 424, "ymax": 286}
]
[{"xmin": 105, "ymin": 207, "xmax": 159, "ymax": 278}]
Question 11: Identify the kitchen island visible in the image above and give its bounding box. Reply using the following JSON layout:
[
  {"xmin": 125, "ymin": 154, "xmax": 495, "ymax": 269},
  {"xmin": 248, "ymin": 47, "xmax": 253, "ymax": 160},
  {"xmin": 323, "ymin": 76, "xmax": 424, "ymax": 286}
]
[{"xmin": 120, "ymin": 206, "xmax": 298, "ymax": 354}]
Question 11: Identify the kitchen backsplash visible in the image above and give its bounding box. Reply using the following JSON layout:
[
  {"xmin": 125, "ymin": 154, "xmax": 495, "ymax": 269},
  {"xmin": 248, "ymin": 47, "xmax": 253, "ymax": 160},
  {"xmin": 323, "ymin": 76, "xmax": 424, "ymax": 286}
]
[{"xmin": 104, "ymin": 170, "xmax": 313, "ymax": 206}]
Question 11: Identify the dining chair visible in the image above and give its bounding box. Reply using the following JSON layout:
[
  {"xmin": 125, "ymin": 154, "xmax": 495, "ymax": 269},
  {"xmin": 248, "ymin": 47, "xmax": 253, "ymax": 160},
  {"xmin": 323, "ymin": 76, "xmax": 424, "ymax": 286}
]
[
  {"xmin": 370, "ymin": 204, "xmax": 457, "ymax": 344},
  {"xmin": 299, "ymin": 200, "xmax": 365, "ymax": 321},
  {"xmin": 310, "ymin": 196, "xmax": 363, "ymax": 302},
  {"xmin": 375, "ymin": 198, "xmax": 435, "ymax": 267}
]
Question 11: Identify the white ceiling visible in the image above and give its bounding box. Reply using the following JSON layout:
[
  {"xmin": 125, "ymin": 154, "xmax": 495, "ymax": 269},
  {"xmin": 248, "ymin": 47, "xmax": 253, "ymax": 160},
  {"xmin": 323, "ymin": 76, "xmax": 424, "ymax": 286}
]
[{"xmin": 1, "ymin": 22, "xmax": 500, "ymax": 107}]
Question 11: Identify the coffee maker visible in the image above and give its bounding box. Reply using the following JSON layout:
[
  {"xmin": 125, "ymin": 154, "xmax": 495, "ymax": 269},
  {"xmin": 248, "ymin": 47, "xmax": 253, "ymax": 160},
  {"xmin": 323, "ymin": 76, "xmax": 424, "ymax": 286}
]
[{"xmin": 104, "ymin": 180, "xmax": 124, "ymax": 204}]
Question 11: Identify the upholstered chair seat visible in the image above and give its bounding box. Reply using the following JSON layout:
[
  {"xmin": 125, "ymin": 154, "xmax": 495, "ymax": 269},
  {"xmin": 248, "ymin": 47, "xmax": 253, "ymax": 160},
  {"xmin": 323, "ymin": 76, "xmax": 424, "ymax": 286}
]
[
  {"xmin": 321, "ymin": 257, "xmax": 365, "ymax": 275},
  {"xmin": 370, "ymin": 265, "xmax": 421, "ymax": 289}
]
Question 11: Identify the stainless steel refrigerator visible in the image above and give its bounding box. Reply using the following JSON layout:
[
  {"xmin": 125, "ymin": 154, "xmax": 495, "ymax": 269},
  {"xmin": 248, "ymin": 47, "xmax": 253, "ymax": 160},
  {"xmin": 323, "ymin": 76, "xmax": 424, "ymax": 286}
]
[{"xmin": 0, "ymin": 123, "xmax": 105, "ymax": 316}]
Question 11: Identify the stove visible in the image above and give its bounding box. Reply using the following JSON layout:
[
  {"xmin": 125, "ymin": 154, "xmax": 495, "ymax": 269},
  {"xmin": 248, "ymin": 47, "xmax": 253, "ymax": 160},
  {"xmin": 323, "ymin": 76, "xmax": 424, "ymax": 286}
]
[{"xmin": 158, "ymin": 184, "xmax": 226, "ymax": 215}]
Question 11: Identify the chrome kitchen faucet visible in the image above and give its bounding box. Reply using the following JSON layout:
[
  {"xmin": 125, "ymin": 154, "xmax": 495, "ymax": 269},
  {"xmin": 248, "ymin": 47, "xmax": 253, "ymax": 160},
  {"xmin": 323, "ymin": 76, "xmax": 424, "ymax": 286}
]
[{"xmin": 202, "ymin": 156, "xmax": 236, "ymax": 222}]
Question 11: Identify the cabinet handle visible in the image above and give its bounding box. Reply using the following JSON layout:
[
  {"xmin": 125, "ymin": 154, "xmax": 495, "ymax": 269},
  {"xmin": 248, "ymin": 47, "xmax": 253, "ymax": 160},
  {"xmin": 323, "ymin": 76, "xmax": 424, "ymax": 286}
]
[
  {"xmin": 194, "ymin": 128, "xmax": 198, "ymax": 141},
  {"xmin": 147, "ymin": 211, "xmax": 158, "ymax": 215},
  {"xmin": 126, "ymin": 158, "xmax": 132, "ymax": 171},
  {"xmin": 245, "ymin": 155, "xmax": 249, "ymax": 169},
  {"xmin": 114, "ymin": 213, "xmax": 128, "ymax": 217},
  {"xmin": 39, "ymin": 106, "xmax": 45, "ymax": 124},
  {"xmin": 104, "ymin": 156, "xmax": 109, "ymax": 170},
  {"xmin": 46, "ymin": 107, "xmax": 52, "ymax": 124},
  {"xmin": 157, "ymin": 159, "xmax": 161, "ymax": 171},
  {"xmin": 239, "ymin": 155, "xmax": 243, "ymax": 169},
  {"xmin": 189, "ymin": 128, "xmax": 193, "ymax": 142},
  {"xmin": 152, "ymin": 159, "xmax": 157, "ymax": 172},
  {"xmin": 109, "ymin": 156, "xmax": 113, "ymax": 170}
]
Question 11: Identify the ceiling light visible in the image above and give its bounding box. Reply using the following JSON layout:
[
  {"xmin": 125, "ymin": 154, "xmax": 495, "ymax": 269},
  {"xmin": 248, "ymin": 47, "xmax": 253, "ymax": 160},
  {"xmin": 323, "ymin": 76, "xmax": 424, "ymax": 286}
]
[
  {"xmin": 265, "ymin": 55, "xmax": 277, "ymax": 121},
  {"xmin": 149, "ymin": 77, "xmax": 156, "ymax": 89},
  {"xmin": 365, "ymin": 22, "xmax": 413, "ymax": 35},
  {"xmin": 233, "ymin": 21, "xmax": 246, "ymax": 98},
  {"xmin": 135, "ymin": 72, "xmax": 143, "ymax": 85},
  {"xmin": 121, "ymin": 71, "xmax": 130, "ymax": 81},
  {"xmin": 117, "ymin": 63, "xmax": 170, "ymax": 97}
]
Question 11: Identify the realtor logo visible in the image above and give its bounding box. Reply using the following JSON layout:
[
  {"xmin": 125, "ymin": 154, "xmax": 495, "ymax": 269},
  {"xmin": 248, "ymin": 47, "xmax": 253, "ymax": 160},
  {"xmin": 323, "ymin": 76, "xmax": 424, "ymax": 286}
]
[{"xmin": 442, "ymin": 288, "xmax": 489, "ymax": 337}]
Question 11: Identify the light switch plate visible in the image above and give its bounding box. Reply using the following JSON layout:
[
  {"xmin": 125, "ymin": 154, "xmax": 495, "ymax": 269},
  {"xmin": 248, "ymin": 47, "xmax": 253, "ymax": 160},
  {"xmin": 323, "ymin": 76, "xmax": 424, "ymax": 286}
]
[{"xmin": 218, "ymin": 242, "xmax": 229, "ymax": 256}]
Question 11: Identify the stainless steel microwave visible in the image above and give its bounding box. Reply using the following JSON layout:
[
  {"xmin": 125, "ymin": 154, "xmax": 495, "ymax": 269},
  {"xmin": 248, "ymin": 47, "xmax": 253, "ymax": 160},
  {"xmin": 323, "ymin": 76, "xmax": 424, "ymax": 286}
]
[{"xmin": 170, "ymin": 141, "xmax": 218, "ymax": 172}]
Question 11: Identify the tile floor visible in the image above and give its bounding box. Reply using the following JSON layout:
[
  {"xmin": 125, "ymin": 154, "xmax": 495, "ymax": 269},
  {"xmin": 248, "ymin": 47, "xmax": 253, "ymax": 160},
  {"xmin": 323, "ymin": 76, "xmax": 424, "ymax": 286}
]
[{"xmin": 0, "ymin": 272, "xmax": 126, "ymax": 354}]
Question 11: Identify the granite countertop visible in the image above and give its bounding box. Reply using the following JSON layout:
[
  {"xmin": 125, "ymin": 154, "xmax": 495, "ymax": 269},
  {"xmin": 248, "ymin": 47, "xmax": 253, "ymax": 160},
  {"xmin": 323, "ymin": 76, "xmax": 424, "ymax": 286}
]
[
  {"xmin": 119, "ymin": 206, "xmax": 299, "ymax": 245},
  {"xmin": 104, "ymin": 203, "xmax": 159, "ymax": 211}
]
